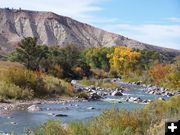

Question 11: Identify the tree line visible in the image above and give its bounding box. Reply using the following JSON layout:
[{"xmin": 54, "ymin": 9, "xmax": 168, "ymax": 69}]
[{"xmin": 8, "ymin": 37, "xmax": 180, "ymax": 90}]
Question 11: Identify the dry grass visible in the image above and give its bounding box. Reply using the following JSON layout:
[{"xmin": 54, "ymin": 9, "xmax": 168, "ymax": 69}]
[{"xmin": 0, "ymin": 60, "xmax": 24, "ymax": 69}]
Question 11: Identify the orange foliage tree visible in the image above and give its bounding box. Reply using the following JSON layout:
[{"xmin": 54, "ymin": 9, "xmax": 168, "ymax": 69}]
[{"xmin": 149, "ymin": 64, "xmax": 172, "ymax": 84}]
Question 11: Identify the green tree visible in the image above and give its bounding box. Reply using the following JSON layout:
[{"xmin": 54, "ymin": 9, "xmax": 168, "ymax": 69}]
[
  {"xmin": 81, "ymin": 47, "xmax": 113, "ymax": 71},
  {"xmin": 9, "ymin": 37, "xmax": 49, "ymax": 70},
  {"xmin": 134, "ymin": 49, "xmax": 160, "ymax": 70},
  {"xmin": 47, "ymin": 45, "xmax": 91, "ymax": 79}
]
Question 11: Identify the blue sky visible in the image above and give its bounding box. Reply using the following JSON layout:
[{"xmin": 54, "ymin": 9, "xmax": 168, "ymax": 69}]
[{"xmin": 1, "ymin": 0, "xmax": 180, "ymax": 49}]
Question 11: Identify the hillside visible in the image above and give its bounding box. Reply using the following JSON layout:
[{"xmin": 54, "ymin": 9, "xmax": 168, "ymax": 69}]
[{"xmin": 0, "ymin": 8, "xmax": 179, "ymax": 57}]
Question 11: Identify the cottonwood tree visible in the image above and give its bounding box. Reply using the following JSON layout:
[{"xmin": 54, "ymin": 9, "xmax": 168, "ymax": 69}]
[{"xmin": 108, "ymin": 46, "xmax": 141, "ymax": 75}]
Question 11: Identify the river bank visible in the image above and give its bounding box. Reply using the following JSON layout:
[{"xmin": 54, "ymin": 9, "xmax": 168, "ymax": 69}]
[{"xmin": 0, "ymin": 97, "xmax": 85, "ymax": 115}]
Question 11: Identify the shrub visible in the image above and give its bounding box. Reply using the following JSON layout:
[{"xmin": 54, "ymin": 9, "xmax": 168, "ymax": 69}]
[
  {"xmin": 68, "ymin": 122, "xmax": 90, "ymax": 135},
  {"xmin": 42, "ymin": 74, "xmax": 74, "ymax": 96},
  {"xmin": 109, "ymin": 69, "xmax": 119, "ymax": 78},
  {"xmin": 0, "ymin": 81, "xmax": 33, "ymax": 99},
  {"xmin": 3, "ymin": 67, "xmax": 47, "ymax": 97},
  {"xmin": 91, "ymin": 69, "xmax": 108, "ymax": 79},
  {"xmin": 48, "ymin": 64, "xmax": 64, "ymax": 78},
  {"xmin": 65, "ymin": 84, "xmax": 74, "ymax": 96},
  {"xmin": 34, "ymin": 120, "xmax": 68, "ymax": 135},
  {"xmin": 0, "ymin": 63, "xmax": 74, "ymax": 98},
  {"xmin": 76, "ymin": 92, "xmax": 89, "ymax": 99}
]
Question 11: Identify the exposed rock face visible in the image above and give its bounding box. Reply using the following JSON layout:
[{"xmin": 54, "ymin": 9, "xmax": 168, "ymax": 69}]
[{"xmin": 0, "ymin": 8, "xmax": 180, "ymax": 56}]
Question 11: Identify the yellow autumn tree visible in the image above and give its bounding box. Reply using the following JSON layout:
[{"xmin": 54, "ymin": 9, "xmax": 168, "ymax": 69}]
[{"xmin": 108, "ymin": 46, "xmax": 141, "ymax": 75}]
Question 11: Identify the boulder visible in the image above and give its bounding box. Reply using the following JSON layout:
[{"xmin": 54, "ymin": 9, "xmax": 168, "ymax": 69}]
[
  {"xmin": 90, "ymin": 85, "xmax": 96, "ymax": 90},
  {"xmin": 111, "ymin": 90, "xmax": 123, "ymax": 96},
  {"xmin": 87, "ymin": 107, "xmax": 95, "ymax": 110},
  {"xmin": 136, "ymin": 81, "xmax": 141, "ymax": 85},
  {"xmin": 127, "ymin": 97, "xmax": 143, "ymax": 103},
  {"xmin": 55, "ymin": 114, "xmax": 68, "ymax": 117},
  {"xmin": 149, "ymin": 91, "xmax": 154, "ymax": 94},
  {"xmin": 128, "ymin": 97, "xmax": 135, "ymax": 102},
  {"xmin": 88, "ymin": 92, "xmax": 102, "ymax": 101},
  {"xmin": 10, "ymin": 122, "xmax": 17, "ymax": 125},
  {"xmin": 167, "ymin": 92, "xmax": 174, "ymax": 97},
  {"xmin": 71, "ymin": 80, "xmax": 77, "ymax": 85},
  {"xmin": 48, "ymin": 113, "xmax": 55, "ymax": 116},
  {"xmin": 27, "ymin": 105, "xmax": 41, "ymax": 112},
  {"xmin": 158, "ymin": 97, "xmax": 165, "ymax": 101},
  {"xmin": 142, "ymin": 99, "xmax": 148, "ymax": 103}
]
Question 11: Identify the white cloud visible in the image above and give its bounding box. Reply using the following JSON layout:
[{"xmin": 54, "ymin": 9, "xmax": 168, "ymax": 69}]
[
  {"xmin": 167, "ymin": 17, "xmax": 180, "ymax": 23},
  {"xmin": 102, "ymin": 24, "xmax": 180, "ymax": 50},
  {"xmin": 0, "ymin": 0, "xmax": 106, "ymax": 22}
]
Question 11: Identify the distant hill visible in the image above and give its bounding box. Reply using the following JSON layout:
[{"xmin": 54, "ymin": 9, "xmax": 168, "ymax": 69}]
[{"xmin": 0, "ymin": 8, "xmax": 179, "ymax": 57}]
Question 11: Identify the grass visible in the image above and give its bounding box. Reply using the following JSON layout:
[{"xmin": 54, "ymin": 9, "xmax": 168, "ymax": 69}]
[
  {"xmin": 33, "ymin": 96, "xmax": 180, "ymax": 135},
  {"xmin": 80, "ymin": 78, "xmax": 120, "ymax": 89}
]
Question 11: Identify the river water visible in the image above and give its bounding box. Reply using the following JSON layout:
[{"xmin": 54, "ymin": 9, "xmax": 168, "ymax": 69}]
[{"xmin": 0, "ymin": 85, "xmax": 167, "ymax": 134}]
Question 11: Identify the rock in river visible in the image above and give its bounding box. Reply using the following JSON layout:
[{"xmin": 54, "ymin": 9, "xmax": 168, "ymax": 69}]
[
  {"xmin": 55, "ymin": 114, "xmax": 68, "ymax": 117},
  {"xmin": 87, "ymin": 107, "xmax": 95, "ymax": 110},
  {"xmin": 10, "ymin": 122, "xmax": 17, "ymax": 125},
  {"xmin": 88, "ymin": 92, "xmax": 102, "ymax": 101},
  {"xmin": 27, "ymin": 105, "xmax": 42, "ymax": 112},
  {"xmin": 111, "ymin": 90, "xmax": 123, "ymax": 96}
]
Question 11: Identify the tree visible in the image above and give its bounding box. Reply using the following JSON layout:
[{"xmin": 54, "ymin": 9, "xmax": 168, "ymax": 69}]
[
  {"xmin": 81, "ymin": 47, "xmax": 113, "ymax": 71},
  {"xmin": 47, "ymin": 45, "xmax": 91, "ymax": 79},
  {"xmin": 149, "ymin": 64, "xmax": 172, "ymax": 84},
  {"xmin": 135, "ymin": 49, "xmax": 160, "ymax": 70},
  {"xmin": 165, "ymin": 72, "xmax": 180, "ymax": 90},
  {"xmin": 108, "ymin": 46, "xmax": 141, "ymax": 75},
  {"xmin": 9, "ymin": 37, "xmax": 49, "ymax": 70},
  {"xmin": 173, "ymin": 55, "xmax": 180, "ymax": 71}
]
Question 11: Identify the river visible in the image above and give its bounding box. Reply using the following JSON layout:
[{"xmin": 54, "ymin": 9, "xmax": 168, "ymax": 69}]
[{"xmin": 0, "ymin": 84, "xmax": 168, "ymax": 134}]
